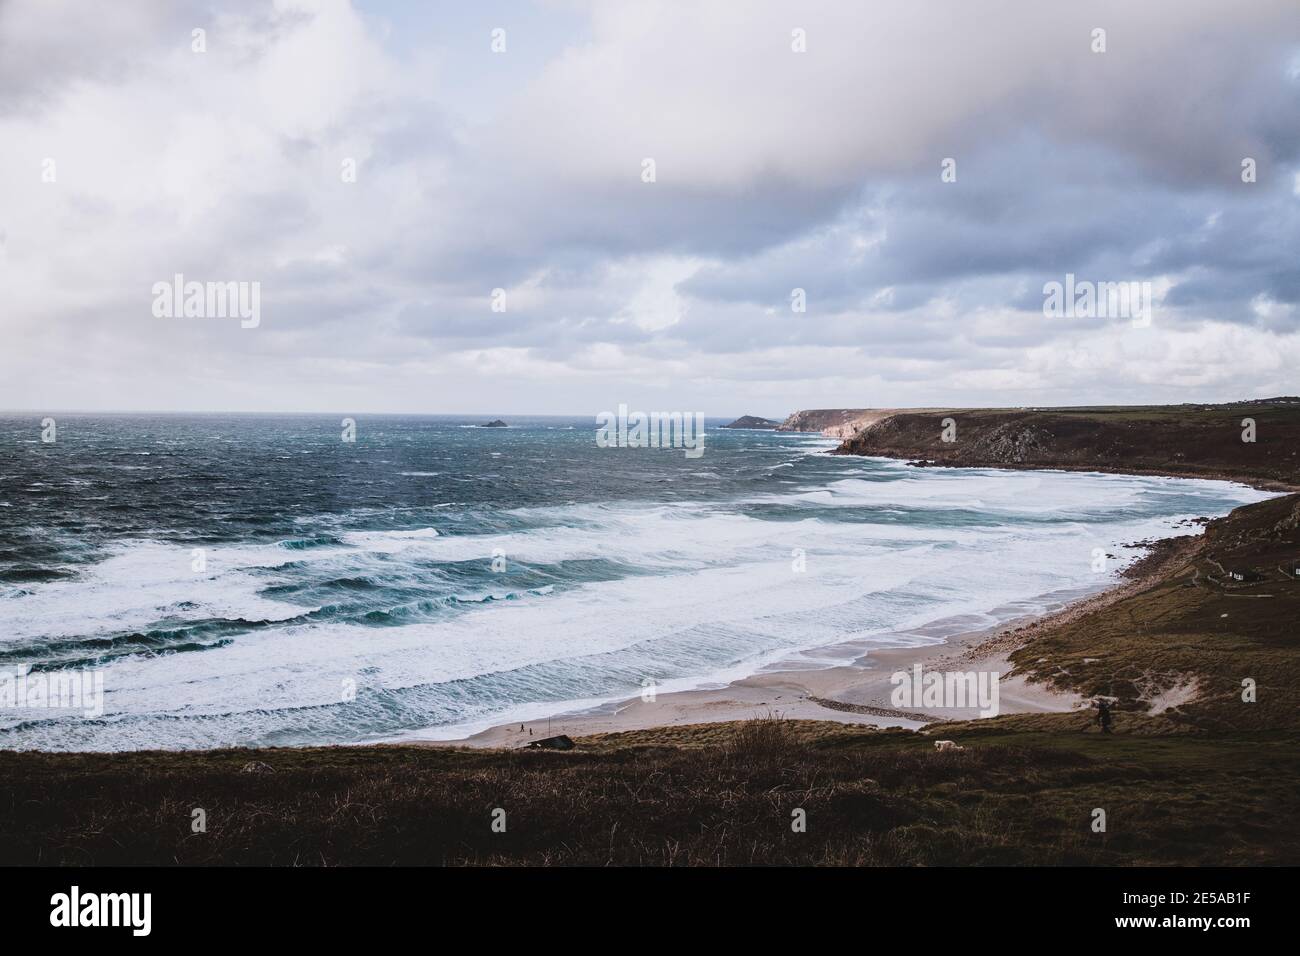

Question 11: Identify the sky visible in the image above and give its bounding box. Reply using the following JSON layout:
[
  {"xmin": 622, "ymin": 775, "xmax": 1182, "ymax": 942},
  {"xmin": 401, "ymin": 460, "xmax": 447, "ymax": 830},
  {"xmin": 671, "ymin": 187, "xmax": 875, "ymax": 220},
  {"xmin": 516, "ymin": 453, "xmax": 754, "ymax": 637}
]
[{"xmin": 1, "ymin": 0, "xmax": 1298, "ymax": 417}]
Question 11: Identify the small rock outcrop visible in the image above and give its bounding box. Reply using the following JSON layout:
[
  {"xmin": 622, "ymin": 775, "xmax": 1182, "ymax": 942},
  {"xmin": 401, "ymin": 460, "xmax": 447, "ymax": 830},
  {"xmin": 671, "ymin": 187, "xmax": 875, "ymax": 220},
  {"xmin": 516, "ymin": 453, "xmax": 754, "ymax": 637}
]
[
  {"xmin": 982, "ymin": 422, "xmax": 1052, "ymax": 463},
  {"xmin": 721, "ymin": 415, "xmax": 781, "ymax": 430}
]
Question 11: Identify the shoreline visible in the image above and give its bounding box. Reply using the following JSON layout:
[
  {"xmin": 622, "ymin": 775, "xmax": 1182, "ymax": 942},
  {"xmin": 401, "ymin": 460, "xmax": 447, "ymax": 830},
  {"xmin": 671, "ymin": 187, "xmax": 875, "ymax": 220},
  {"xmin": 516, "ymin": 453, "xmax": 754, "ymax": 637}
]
[
  {"xmin": 9, "ymin": 455, "xmax": 1282, "ymax": 755},
  {"xmin": 425, "ymin": 467, "xmax": 1246, "ymax": 749},
  {"xmin": 846, "ymin": 455, "xmax": 1300, "ymax": 496},
  {"xmin": 433, "ymin": 546, "xmax": 1200, "ymax": 749},
  {"xmin": 432, "ymin": 609, "xmax": 1076, "ymax": 748}
]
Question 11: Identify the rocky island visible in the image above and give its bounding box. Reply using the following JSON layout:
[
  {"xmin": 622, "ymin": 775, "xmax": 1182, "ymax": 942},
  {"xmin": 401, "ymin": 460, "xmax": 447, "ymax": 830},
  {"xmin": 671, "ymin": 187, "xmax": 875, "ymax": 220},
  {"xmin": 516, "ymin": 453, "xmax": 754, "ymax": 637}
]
[{"xmin": 720, "ymin": 415, "xmax": 782, "ymax": 430}]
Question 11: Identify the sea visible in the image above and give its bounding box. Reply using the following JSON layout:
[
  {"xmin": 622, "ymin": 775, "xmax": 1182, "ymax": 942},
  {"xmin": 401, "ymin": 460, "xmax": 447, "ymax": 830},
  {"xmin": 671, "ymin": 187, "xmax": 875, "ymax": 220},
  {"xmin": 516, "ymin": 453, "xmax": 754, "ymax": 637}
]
[{"xmin": 0, "ymin": 413, "xmax": 1273, "ymax": 751}]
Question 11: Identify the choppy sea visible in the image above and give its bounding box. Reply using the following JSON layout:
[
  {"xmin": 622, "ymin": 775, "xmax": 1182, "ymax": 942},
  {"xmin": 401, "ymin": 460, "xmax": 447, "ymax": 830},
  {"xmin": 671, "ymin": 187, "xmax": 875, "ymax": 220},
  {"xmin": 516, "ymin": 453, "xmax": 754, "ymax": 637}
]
[{"xmin": 0, "ymin": 413, "xmax": 1272, "ymax": 750}]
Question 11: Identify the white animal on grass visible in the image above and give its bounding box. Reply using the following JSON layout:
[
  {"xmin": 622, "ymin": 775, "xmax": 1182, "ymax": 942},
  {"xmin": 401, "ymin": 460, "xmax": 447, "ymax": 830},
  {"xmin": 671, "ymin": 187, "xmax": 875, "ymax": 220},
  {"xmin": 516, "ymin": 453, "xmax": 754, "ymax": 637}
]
[{"xmin": 933, "ymin": 740, "xmax": 964, "ymax": 752}]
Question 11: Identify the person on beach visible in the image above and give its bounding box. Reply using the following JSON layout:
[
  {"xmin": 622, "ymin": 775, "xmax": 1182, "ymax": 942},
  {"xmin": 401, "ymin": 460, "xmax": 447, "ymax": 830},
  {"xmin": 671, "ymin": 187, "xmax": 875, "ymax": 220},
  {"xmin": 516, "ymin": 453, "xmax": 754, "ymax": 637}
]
[{"xmin": 1095, "ymin": 699, "xmax": 1113, "ymax": 734}]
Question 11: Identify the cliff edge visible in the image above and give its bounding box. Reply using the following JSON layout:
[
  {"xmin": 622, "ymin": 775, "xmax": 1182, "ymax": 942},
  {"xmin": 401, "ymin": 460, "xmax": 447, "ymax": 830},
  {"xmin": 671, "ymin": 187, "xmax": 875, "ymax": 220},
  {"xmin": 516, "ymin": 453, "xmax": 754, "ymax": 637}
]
[{"xmin": 832, "ymin": 401, "xmax": 1300, "ymax": 491}]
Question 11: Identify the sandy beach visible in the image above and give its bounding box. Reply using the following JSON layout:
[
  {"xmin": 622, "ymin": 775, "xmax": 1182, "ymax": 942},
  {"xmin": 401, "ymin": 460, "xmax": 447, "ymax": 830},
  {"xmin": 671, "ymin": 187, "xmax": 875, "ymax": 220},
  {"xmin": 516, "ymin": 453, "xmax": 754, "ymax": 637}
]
[
  {"xmin": 439, "ymin": 583, "xmax": 1144, "ymax": 748},
  {"xmin": 438, "ymin": 531, "xmax": 1206, "ymax": 749}
]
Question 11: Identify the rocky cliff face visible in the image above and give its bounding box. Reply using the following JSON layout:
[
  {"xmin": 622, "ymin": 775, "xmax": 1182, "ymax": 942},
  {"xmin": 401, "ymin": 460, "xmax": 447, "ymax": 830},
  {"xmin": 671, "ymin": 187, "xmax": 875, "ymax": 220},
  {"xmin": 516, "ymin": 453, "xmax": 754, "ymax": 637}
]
[
  {"xmin": 777, "ymin": 409, "xmax": 873, "ymax": 433},
  {"xmin": 833, "ymin": 403, "xmax": 1300, "ymax": 490}
]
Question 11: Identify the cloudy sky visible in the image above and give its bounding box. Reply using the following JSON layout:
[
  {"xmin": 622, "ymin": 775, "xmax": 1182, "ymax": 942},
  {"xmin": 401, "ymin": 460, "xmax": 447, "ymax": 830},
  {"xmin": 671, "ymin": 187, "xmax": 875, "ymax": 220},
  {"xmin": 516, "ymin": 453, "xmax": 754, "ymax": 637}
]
[{"xmin": 2, "ymin": 0, "xmax": 1298, "ymax": 416}]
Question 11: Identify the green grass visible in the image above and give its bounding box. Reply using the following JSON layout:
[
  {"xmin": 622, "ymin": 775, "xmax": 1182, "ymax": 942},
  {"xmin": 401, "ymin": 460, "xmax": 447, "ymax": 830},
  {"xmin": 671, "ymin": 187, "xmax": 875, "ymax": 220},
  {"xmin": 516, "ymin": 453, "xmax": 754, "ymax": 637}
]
[{"xmin": 1008, "ymin": 494, "xmax": 1300, "ymax": 733}]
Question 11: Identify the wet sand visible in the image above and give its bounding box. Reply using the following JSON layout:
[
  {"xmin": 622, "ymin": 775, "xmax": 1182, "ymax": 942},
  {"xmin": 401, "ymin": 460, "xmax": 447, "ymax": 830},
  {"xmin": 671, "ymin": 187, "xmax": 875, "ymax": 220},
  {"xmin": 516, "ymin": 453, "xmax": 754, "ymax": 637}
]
[{"xmin": 434, "ymin": 594, "xmax": 1133, "ymax": 749}]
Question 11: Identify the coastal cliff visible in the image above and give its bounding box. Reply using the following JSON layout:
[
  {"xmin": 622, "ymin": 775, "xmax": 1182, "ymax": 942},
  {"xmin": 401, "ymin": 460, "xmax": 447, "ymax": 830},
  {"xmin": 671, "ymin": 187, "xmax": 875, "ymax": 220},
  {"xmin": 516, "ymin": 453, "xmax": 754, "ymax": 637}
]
[
  {"xmin": 832, "ymin": 400, "xmax": 1300, "ymax": 491},
  {"xmin": 777, "ymin": 408, "xmax": 873, "ymax": 435}
]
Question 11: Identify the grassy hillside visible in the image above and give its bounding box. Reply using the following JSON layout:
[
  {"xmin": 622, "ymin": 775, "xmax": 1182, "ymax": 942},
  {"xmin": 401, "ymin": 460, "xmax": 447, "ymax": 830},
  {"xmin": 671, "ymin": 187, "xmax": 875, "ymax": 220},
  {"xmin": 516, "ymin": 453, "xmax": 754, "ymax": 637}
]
[{"xmin": 1005, "ymin": 492, "xmax": 1300, "ymax": 732}]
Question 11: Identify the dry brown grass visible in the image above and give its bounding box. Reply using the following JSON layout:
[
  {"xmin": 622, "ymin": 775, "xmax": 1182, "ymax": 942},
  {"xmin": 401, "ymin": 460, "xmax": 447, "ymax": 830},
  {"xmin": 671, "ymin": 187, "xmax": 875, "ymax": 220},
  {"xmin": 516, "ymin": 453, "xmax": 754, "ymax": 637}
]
[{"xmin": 2, "ymin": 717, "xmax": 1296, "ymax": 866}]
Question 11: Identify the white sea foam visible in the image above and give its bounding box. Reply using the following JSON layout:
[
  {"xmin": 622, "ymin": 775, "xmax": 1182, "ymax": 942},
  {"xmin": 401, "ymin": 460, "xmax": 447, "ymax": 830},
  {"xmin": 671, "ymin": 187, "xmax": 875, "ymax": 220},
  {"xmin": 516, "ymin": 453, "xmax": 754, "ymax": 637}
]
[
  {"xmin": 1, "ymin": 540, "xmax": 307, "ymax": 644},
  {"xmin": 0, "ymin": 462, "xmax": 1273, "ymax": 750}
]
